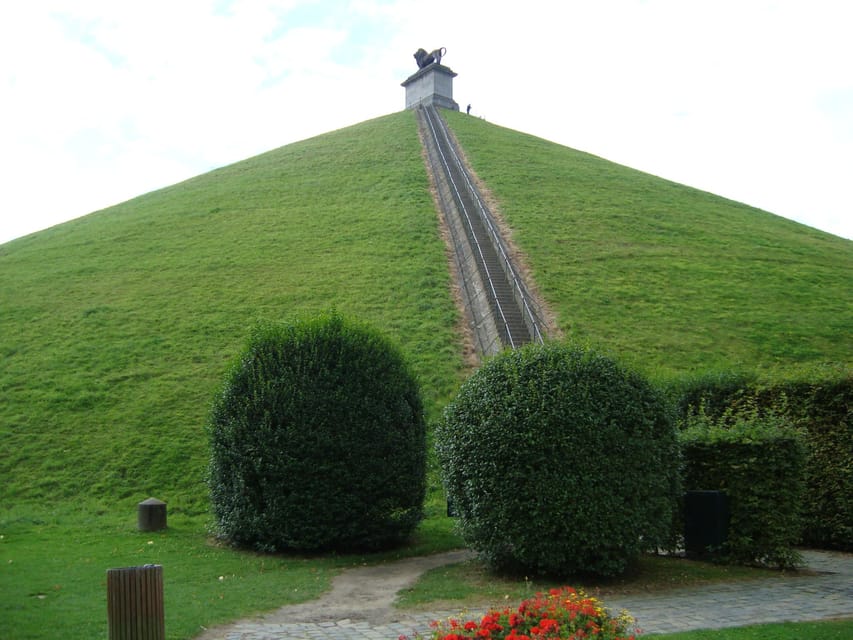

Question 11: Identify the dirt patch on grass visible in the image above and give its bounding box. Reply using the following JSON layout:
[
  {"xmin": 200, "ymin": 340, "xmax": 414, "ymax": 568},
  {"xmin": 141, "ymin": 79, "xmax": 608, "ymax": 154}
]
[{"xmin": 195, "ymin": 549, "xmax": 474, "ymax": 638}]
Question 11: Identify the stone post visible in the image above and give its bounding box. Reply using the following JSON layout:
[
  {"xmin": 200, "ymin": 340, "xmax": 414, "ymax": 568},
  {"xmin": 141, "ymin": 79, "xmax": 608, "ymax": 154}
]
[{"xmin": 137, "ymin": 497, "xmax": 167, "ymax": 532}]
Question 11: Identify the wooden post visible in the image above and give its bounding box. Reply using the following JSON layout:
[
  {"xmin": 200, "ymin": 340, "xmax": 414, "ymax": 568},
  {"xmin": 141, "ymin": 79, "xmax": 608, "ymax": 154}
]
[
  {"xmin": 106, "ymin": 565, "xmax": 165, "ymax": 640},
  {"xmin": 138, "ymin": 498, "xmax": 167, "ymax": 531}
]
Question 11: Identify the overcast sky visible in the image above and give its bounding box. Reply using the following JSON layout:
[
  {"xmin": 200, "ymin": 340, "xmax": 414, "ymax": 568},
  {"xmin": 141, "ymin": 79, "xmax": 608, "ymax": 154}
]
[{"xmin": 2, "ymin": 0, "xmax": 852, "ymax": 245}]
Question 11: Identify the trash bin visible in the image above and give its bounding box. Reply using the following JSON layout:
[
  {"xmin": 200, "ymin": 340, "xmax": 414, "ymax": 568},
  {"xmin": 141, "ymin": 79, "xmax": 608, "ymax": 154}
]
[
  {"xmin": 684, "ymin": 490, "xmax": 729, "ymax": 557},
  {"xmin": 106, "ymin": 564, "xmax": 164, "ymax": 640}
]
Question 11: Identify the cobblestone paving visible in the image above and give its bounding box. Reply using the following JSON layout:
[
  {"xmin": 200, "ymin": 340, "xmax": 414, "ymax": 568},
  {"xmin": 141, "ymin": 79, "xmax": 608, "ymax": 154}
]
[
  {"xmin": 606, "ymin": 550, "xmax": 853, "ymax": 635},
  {"xmin": 199, "ymin": 550, "xmax": 853, "ymax": 639}
]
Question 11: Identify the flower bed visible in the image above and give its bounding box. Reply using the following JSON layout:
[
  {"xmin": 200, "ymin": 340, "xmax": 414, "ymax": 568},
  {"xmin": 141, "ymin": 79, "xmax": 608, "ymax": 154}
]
[{"xmin": 401, "ymin": 587, "xmax": 639, "ymax": 639}]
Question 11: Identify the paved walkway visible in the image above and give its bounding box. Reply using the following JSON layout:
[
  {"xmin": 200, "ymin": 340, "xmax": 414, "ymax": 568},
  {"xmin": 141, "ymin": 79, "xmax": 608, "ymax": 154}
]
[
  {"xmin": 198, "ymin": 549, "xmax": 852, "ymax": 639},
  {"xmin": 606, "ymin": 550, "xmax": 853, "ymax": 635}
]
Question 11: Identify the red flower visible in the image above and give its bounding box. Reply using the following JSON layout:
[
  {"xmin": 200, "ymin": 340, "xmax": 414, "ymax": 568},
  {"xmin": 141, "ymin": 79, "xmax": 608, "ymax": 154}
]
[
  {"xmin": 425, "ymin": 585, "xmax": 635, "ymax": 640},
  {"xmin": 538, "ymin": 618, "xmax": 559, "ymax": 633}
]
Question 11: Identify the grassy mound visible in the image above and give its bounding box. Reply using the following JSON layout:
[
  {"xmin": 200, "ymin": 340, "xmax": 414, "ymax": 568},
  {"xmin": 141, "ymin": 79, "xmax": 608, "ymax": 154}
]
[
  {"xmin": 442, "ymin": 110, "xmax": 852, "ymax": 378},
  {"xmin": 0, "ymin": 111, "xmax": 463, "ymax": 512},
  {"xmin": 0, "ymin": 107, "xmax": 850, "ymax": 638}
]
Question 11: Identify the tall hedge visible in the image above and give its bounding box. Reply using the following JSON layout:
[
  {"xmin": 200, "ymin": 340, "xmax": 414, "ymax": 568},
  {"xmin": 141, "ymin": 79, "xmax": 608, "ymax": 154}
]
[
  {"xmin": 787, "ymin": 378, "xmax": 852, "ymax": 550},
  {"xmin": 207, "ymin": 312, "xmax": 426, "ymax": 552},
  {"xmin": 680, "ymin": 403, "xmax": 806, "ymax": 568},
  {"xmin": 669, "ymin": 370, "xmax": 852, "ymax": 551},
  {"xmin": 436, "ymin": 343, "xmax": 681, "ymax": 577}
]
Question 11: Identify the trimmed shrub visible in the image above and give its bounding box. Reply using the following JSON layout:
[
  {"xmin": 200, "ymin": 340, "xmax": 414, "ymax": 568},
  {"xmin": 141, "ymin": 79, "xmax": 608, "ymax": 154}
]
[
  {"xmin": 667, "ymin": 370, "xmax": 757, "ymax": 419},
  {"xmin": 207, "ymin": 311, "xmax": 426, "ymax": 552},
  {"xmin": 670, "ymin": 370, "xmax": 852, "ymax": 551},
  {"xmin": 783, "ymin": 377, "xmax": 852, "ymax": 551},
  {"xmin": 679, "ymin": 400, "xmax": 805, "ymax": 568},
  {"xmin": 436, "ymin": 342, "xmax": 680, "ymax": 578}
]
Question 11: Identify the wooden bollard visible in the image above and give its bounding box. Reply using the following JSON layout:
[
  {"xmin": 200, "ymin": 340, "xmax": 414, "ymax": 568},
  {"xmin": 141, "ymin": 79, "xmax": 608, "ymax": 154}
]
[
  {"xmin": 138, "ymin": 498, "xmax": 167, "ymax": 532},
  {"xmin": 106, "ymin": 565, "xmax": 165, "ymax": 640}
]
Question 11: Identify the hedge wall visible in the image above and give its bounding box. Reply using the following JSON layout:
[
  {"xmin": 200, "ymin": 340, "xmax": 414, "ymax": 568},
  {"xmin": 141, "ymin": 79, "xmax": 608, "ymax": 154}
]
[
  {"xmin": 679, "ymin": 408, "xmax": 806, "ymax": 568},
  {"xmin": 670, "ymin": 370, "xmax": 852, "ymax": 551}
]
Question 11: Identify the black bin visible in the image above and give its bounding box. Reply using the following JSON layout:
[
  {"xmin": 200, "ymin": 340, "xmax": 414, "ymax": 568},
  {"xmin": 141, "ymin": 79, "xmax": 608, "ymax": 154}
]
[{"xmin": 684, "ymin": 490, "xmax": 729, "ymax": 557}]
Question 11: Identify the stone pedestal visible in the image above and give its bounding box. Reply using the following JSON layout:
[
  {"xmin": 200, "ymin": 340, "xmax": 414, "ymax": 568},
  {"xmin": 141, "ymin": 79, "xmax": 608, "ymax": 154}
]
[
  {"xmin": 401, "ymin": 63, "xmax": 459, "ymax": 111},
  {"xmin": 138, "ymin": 497, "xmax": 167, "ymax": 532}
]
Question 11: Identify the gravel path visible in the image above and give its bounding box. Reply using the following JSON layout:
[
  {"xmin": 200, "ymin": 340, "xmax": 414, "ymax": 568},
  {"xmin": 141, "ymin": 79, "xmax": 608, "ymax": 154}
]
[{"xmin": 194, "ymin": 548, "xmax": 853, "ymax": 639}]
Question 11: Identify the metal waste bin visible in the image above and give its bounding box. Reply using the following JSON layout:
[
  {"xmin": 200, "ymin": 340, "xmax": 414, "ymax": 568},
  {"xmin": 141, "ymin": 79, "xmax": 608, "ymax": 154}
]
[{"xmin": 684, "ymin": 490, "xmax": 729, "ymax": 557}]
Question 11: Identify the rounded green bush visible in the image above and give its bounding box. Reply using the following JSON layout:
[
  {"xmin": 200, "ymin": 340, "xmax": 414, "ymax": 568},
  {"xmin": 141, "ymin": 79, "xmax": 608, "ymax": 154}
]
[
  {"xmin": 207, "ymin": 311, "xmax": 426, "ymax": 552},
  {"xmin": 436, "ymin": 342, "xmax": 680, "ymax": 577}
]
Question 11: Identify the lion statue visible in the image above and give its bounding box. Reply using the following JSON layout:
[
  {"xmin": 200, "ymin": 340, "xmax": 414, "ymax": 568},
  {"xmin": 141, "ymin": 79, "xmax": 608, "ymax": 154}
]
[{"xmin": 413, "ymin": 47, "xmax": 446, "ymax": 69}]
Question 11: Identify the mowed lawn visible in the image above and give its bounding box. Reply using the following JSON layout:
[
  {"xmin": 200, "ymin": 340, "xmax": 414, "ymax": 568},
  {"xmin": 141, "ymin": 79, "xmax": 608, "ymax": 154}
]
[
  {"xmin": 442, "ymin": 109, "xmax": 852, "ymax": 378},
  {"xmin": 0, "ymin": 111, "xmax": 465, "ymax": 512}
]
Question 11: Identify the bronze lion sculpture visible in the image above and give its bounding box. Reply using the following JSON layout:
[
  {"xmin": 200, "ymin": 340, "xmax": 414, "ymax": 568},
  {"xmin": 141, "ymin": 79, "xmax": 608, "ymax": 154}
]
[{"xmin": 413, "ymin": 47, "xmax": 446, "ymax": 69}]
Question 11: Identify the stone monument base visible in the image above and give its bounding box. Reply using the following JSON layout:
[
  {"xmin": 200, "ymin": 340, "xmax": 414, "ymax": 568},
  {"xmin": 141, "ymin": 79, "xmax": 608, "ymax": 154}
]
[{"xmin": 402, "ymin": 63, "xmax": 459, "ymax": 111}]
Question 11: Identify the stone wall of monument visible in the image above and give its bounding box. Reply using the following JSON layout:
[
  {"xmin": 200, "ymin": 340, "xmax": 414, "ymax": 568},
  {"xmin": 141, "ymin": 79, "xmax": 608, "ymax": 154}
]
[{"xmin": 402, "ymin": 64, "xmax": 459, "ymax": 111}]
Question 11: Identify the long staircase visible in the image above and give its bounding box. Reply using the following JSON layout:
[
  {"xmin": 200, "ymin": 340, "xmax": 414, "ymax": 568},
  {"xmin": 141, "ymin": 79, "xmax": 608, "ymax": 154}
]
[{"xmin": 417, "ymin": 105, "xmax": 545, "ymax": 355}]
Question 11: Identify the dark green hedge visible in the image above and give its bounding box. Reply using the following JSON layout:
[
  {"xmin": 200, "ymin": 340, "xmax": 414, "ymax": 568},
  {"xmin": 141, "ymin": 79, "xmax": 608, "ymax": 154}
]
[
  {"xmin": 784, "ymin": 378, "xmax": 853, "ymax": 550},
  {"xmin": 680, "ymin": 405, "xmax": 805, "ymax": 568},
  {"xmin": 207, "ymin": 311, "xmax": 426, "ymax": 552},
  {"xmin": 436, "ymin": 343, "xmax": 681, "ymax": 577},
  {"xmin": 670, "ymin": 370, "xmax": 852, "ymax": 551}
]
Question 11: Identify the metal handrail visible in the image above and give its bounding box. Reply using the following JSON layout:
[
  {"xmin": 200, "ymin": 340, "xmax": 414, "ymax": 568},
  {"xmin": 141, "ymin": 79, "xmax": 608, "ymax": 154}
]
[
  {"xmin": 418, "ymin": 110, "xmax": 495, "ymax": 354},
  {"xmin": 430, "ymin": 154, "xmax": 498, "ymax": 355},
  {"xmin": 425, "ymin": 106, "xmax": 545, "ymax": 345},
  {"xmin": 421, "ymin": 106, "xmax": 518, "ymax": 348}
]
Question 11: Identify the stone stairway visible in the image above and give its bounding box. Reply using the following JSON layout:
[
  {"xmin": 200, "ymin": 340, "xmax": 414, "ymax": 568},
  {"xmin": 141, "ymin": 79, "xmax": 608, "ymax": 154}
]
[{"xmin": 417, "ymin": 105, "xmax": 542, "ymax": 352}]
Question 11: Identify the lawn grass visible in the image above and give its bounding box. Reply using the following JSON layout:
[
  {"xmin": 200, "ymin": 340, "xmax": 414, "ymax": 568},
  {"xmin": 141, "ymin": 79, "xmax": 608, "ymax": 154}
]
[
  {"xmin": 0, "ymin": 111, "xmax": 466, "ymax": 512},
  {"xmin": 1, "ymin": 110, "xmax": 467, "ymax": 637},
  {"xmin": 442, "ymin": 110, "xmax": 852, "ymax": 380},
  {"xmin": 646, "ymin": 619, "xmax": 853, "ymax": 639},
  {"xmin": 0, "ymin": 503, "xmax": 463, "ymax": 640},
  {"xmin": 1, "ymin": 108, "xmax": 851, "ymax": 638},
  {"xmin": 1, "ymin": 507, "xmax": 340, "ymax": 640},
  {"xmin": 394, "ymin": 555, "xmax": 781, "ymax": 610}
]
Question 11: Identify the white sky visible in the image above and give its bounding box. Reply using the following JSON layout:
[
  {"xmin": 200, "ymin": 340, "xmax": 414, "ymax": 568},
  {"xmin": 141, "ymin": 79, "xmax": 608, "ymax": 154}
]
[{"xmin": 1, "ymin": 0, "xmax": 851, "ymax": 245}]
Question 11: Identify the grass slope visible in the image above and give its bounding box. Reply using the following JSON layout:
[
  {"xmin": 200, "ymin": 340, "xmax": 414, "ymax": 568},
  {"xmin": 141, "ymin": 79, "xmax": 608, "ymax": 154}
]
[
  {"xmin": 442, "ymin": 110, "xmax": 852, "ymax": 378},
  {"xmin": 0, "ymin": 110, "xmax": 464, "ymax": 512}
]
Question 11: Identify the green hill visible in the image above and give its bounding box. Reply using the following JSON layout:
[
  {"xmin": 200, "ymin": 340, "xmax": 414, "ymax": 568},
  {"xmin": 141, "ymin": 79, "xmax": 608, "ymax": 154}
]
[
  {"xmin": 1, "ymin": 108, "xmax": 851, "ymax": 640},
  {"xmin": 441, "ymin": 110, "xmax": 852, "ymax": 377},
  {"xmin": 2, "ymin": 109, "xmax": 851, "ymax": 512},
  {"xmin": 0, "ymin": 111, "xmax": 464, "ymax": 513}
]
